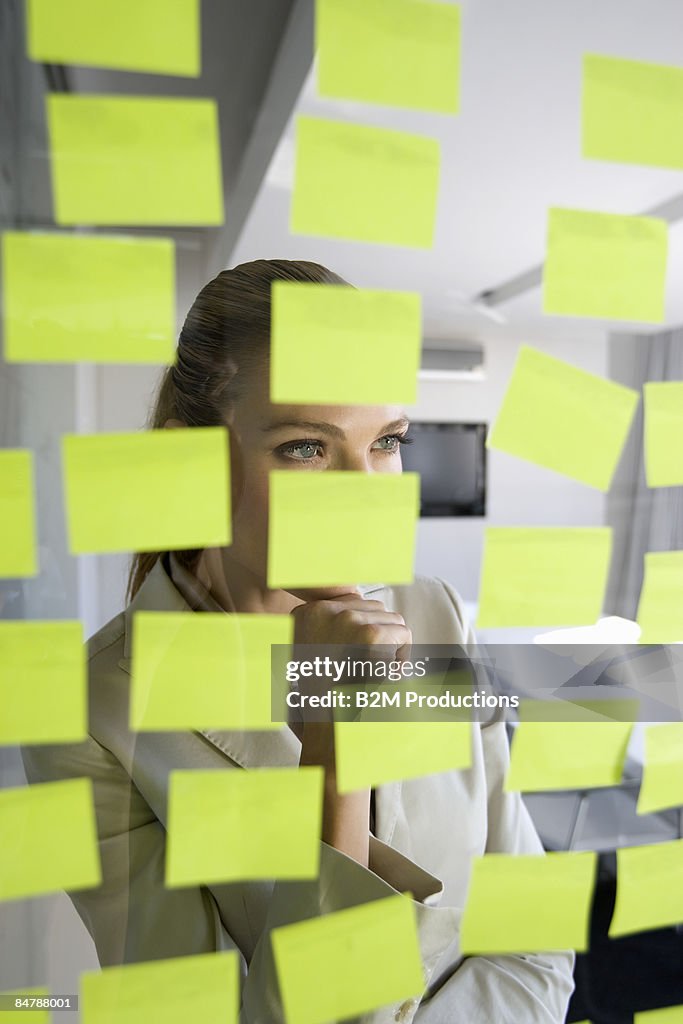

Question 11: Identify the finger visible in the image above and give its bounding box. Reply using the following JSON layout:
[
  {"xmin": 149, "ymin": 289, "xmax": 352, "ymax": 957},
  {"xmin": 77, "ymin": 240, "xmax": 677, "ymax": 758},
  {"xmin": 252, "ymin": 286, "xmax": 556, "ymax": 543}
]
[
  {"xmin": 334, "ymin": 608, "xmax": 407, "ymax": 627},
  {"xmin": 396, "ymin": 637, "xmax": 413, "ymax": 664},
  {"xmin": 285, "ymin": 585, "xmax": 361, "ymax": 603},
  {"xmin": 290, "ymin": 597, "xmax": 390, "ymax": 621},
  {"xmin": 357, "ymin": 622, "xmax": 412, "ymax": 650}
]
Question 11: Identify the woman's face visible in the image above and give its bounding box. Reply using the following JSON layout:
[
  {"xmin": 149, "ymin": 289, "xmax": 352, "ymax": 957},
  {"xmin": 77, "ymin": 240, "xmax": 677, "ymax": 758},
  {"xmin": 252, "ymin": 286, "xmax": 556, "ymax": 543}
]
[{"xmin": 223, "ymin": 360, "xmax": 411, "ymax": 596}]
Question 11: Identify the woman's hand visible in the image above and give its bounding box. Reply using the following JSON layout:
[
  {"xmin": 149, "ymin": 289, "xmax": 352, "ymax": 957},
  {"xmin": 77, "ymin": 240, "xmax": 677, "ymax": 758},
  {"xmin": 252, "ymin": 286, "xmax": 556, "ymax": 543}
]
[
  {"xmin": 291, "ymin": 588, "xmax": 412, "ymax": 759},
  {"xmin": 290, "ymin": 588, "xmax": 412, "ymax": 658},
  {"xmin": 290, "ymin": 589, "xmax": 411, "ymax": 867}
]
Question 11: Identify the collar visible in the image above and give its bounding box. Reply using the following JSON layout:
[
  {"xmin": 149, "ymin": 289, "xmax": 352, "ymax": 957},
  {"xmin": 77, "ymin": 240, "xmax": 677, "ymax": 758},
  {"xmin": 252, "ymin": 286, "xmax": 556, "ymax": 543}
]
[
  {"xmin": 122, "ymin": 554, "xmax": 388, "ymax": 661},
  {"xmin": 118, "ymin": 555, "xmax": 301, "ymax": 769},
  {"xmin": 167, "ymin": 551, "xmax": 226, "ymax": 613},
  {"xmin": 121, "ymin": 555, "xmax": 189, "ymax": 660}
]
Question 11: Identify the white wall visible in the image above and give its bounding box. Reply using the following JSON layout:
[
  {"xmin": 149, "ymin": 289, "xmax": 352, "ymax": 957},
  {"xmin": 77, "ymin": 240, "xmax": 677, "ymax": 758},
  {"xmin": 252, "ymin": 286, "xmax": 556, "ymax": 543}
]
[{"xmin": 408, "ymin": 331, "xmax": 609, "ymax": 602}]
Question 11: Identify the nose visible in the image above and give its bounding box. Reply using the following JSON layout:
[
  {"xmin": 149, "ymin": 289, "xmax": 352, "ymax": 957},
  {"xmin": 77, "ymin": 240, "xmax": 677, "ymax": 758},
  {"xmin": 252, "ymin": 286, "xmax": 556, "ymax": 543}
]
[{"xmin": 331, "ymin": 447, "xmax": 374, "ymax": 473}]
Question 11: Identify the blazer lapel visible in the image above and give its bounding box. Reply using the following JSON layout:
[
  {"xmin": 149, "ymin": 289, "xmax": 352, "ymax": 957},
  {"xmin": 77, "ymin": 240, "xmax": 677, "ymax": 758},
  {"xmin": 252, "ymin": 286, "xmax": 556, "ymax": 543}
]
[
  {"xmin": 116, "ymin": 557, "xmax": 401, "ymax": 838},
  {"xmin": 117, "ymin": 559, "xmax": 302, "ymax": 769}
]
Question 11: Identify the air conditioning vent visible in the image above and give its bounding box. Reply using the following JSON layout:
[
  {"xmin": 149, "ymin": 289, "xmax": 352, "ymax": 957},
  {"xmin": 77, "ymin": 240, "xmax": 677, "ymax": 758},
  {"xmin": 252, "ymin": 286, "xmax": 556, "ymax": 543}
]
[{"xmin": 419, "ymin": 344, "xmax": 485, "ymax": 380}]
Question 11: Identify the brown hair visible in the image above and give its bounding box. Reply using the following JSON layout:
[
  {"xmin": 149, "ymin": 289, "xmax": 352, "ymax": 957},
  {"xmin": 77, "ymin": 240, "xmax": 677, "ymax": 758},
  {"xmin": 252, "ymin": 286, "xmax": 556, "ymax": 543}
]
[{"xmin": 126, "ymin": 258, "xmax": 349, "ymax": 603}]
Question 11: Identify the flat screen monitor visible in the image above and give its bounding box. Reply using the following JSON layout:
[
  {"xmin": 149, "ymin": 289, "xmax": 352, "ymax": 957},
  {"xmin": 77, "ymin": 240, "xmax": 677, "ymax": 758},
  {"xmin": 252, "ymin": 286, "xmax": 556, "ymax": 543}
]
[{"xmin": 400, "ymin": 421, "xmax": 487, "ymax": 517}]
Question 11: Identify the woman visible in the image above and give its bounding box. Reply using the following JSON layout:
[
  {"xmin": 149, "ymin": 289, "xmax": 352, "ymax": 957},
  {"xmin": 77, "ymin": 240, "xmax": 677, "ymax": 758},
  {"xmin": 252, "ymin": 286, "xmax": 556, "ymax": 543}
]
[{"xmin": 22, "ymin": 259, "xmax": 575, "ymax": 1022}]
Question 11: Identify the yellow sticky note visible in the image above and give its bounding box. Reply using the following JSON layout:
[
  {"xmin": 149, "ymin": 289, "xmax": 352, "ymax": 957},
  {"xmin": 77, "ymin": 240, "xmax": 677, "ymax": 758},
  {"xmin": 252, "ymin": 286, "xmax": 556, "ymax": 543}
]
[
  {"xmin": 272, "ymin": 893, "xmax": 425, "ymax": 1024},
  {"xmin": 636, "ymin": 551, "xmax": 683, "ymax": 645},
  {"xmin": 291, "ymin": 115, "xmax": 440, "ymax": 248},
  {"xmin": 62, "ymin": 427, "xmax": 230, "ymax": 555},
  {"xmin": 542, "ymin": 207, "xmax": 668, "ymax": 323},
  {"xmin": 270, "ymin": 282, "xmax": 422, "ymax": 405},
  {"xmin": 47, "ymin": 95, "xmax": 223, "ymax": 226},
  {"xmin": 0, "ymin": 989, "xmax": 51, "ymax": 1022},
  {"xmin": 644, "ymin": 382, "xmax": 683, "ymax": 487},
  {"xmin": 315, "ymin": 0, "xmax": 460, "ymax": 113},
  {"xmin": 582, "ymin": 54, "xmax": 683, "ymax": 171},
  {"xmin": 0, "ymin": 778, "xmax": 100, "ymax": 901},
  {"xmin": 460, "ymin": 851, "xmax": 597, "ymax": 954},
  {"xmin": 505, "ymin": 701, "xmax": 635, "ymax": 793},
  {"xmin": 0, "ymin": 621, "xmax": 86, "ymax": 746},
  {"xmin": 27, "ymin": 0, "xmax": 200, "ymax": 76},
  {"xmin": 636, "ymin": 1007, "xmax": 683, "ymax": 1024},
  {"xmin": 165, "ymin": 767, "xmax": 324, "ymax": 886},
  {"xmin": 335, "ymin": 721, "xmax": 471, "ymax": 793},
  {"xmin": 487, "ymin": 345, "xmax": 639, "ymax": 491},
  {"xmin": 0, "ymin": 449, "xmax": 37, "ymax": 578},
  {"xmin": 477, "ymin": 527, "xmax": 612, "ymax": 628},
  {"xmin": 131, "ymin": 611, "xmax": 292, "ymax": 731},
  {"xmin": 609, "ymin": 838, "xmax": 683, "ymax": 937},
  {"xmin": 2, "ymin": 232, "xmax": 175, "ymax": 363},
  {"xmin": 637, "ymin": 723, "xmax": 683, "ymax": 815},
  {"xmin": 268, "ymin": 470, "xmax": 419, "ymax": 588},
  {"xmin": 81, "ymin": 952, "xmax": 238, "ymax": 1024}
]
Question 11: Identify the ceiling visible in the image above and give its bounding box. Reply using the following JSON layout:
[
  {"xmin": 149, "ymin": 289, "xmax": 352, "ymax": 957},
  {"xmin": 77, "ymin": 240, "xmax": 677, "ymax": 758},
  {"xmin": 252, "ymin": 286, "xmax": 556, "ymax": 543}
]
[
  {"xmin": 230, "ymin": 0, "xmax": 683, "ymax": 344},
  {"xmin": 4, "ymin": 0, "xmax": 682, "ymax": 347}
]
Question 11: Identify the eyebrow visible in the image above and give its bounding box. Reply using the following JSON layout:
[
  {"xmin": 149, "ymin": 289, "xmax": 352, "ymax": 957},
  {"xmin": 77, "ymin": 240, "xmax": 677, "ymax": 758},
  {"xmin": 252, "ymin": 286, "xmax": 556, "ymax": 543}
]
[{"xmin": 260, "ymin": 417, "xmax": 410, "ymax": 439}]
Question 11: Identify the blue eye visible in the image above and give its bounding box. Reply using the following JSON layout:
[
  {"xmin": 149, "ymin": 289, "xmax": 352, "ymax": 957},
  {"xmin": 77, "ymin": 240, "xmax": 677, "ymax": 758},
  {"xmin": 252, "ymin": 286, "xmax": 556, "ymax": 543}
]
[
  {"xmin": 278, "ymin": 440, "xmax": 322, "ymax": 461},
  {"xmin": 373, "ymin": 433, "xmax": 415, "ymax": 452},
  {"xmin": 276, "ymin": 432, "xmax": 414, "ymax": 463}
]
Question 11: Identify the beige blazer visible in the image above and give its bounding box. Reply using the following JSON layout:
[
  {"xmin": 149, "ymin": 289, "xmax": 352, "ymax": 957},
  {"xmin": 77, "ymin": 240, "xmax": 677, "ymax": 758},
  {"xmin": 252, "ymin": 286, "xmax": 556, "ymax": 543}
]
[{"xmin": 21, "ymin": 559, "xmax": 575, "ymax": 1024}]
